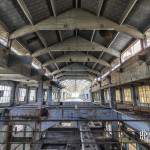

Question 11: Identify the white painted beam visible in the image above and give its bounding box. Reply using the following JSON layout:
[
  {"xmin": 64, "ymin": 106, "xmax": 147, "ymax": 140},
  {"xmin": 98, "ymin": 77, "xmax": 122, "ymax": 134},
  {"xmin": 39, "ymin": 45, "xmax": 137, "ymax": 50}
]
[
  {"xmin": 55, "ymin": 72, "xmax": 96, "ymax": 79},
  {"xmin": 42, "ymin": 52, "xmax": 111, "ymax": 67},
  {"xmin": 16, "ymin": 0, "xmax": 59, "ymax": 71},
  {"xmin": 92, "ymin": 0, "xmax": 139, "ymax": 69},
  {"xmin": 32, "ymin": 37, "xmax": 120, "ymax": 58},
  {"xmin": 10, "ymin": 9, "xmax": 145, "ymax": 39},
  {"xmin": 51, "ymin": 63, "xmax": 101, "ymax": 75}
]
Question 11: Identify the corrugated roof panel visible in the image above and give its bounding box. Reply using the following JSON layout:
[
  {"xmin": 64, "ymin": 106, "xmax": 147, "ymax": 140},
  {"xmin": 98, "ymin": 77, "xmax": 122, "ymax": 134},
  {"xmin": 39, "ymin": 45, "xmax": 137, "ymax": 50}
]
[
  {"xmin": 39, "ymin": 31, "xmax": 58, "ymax": 46},
  {"xmin": 81, "ymin": 0, "xmax": 98, "ymax": 14},
  {"xmin": 102, "ymin": 0, "xmax": 128, "ymax": 23},
  {"xmin": 0, "ymin": 0, "xmax": 26, "ymax": 31},
  {"xmin": 61, "ymin": 31, "xmax": 74, "ymax": 40},
  {"xmin": 78, "ymin": 30, "xmax": 92, "ymax": 41},
  {"xmin": 54, "ymin": 0, "xmax": 73, "ymax": 15},
  {"xmin": 24, "ymin": 0, "xmax": 51, "ymax": 23},
  {"xmin": 125, "ymin": 0, "xmax": 150, "ymax": 31},
  {"xmin": 110, "ymin": 33, "xmax": 133, "ymax": 51}
]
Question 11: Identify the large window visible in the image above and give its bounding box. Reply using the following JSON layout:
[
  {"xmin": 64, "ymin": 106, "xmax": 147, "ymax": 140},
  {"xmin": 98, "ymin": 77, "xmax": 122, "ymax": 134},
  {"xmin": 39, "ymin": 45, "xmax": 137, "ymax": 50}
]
[
  {"xmin": 0, "ymin": 85, "xmax": 12, "ymax": 103},
  {"xmin": 121, "ymin": 40, "xmax": 141, "ymax": 62},
  {"xmin": 124, "ymin": 88, "xmax": 132, "ymax": 102},
  {"xmin": 138, "ymin": 85, "xmax": 150, "ymax": 104},
  {"xmin": 116, "ymin": 89, "xmax": 121, "ymax": 102},
  {"xmin": 18, "ymin": 88, "xmax": 26, "ymax": 102},
  {"xmin": 29, "ymin": 89, "xmax": 36, "ymax": 102}
]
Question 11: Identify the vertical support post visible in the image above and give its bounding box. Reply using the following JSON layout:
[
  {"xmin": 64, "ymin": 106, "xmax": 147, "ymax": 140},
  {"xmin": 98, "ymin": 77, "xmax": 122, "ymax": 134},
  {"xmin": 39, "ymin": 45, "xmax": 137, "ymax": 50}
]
[
  {"xmin": 47, "ymin": 85, "xmax": 52, "ymax": 105},
  {"xmin": 57, "ymin": 88, "xmax": 61, "ymax": 102},
  {"xmin": 37, "ymin": 81, "xmax": 44, "ymax": 104},
  {"xmin": 10, "ymin": 81, "xmax": 18, "ymax": 106},
  {"xmin": 108, "ymin": 76, "xmax": 116, "ymax": 109},
  {"xmin": 5, "ymin": 124, "xmax": 12, "ymax": 150},
  {"xmin": 26, "ymin": 86, "xmax": 30, "ymax": 103},
  {"xmin": 89, "ymin": 87, "xmax": 93, "ymax": 102},
  {"xmin": 23, "ymin": 125, "xmax": 26, "ymax": 150},
  {"xmin": 131, "ymin": 85, "xmax": 138, "ymax": 107},
  {"xmin": 5, "ymin": 111, "xmax": 12, "ymax": 150},
  {"xmin": 108, "ymin": 76, "xmax": 118, "ymax": 145},
  {"xmin": 99, "ymin": 81, "xmax": 105, "ymax": 105},
  {"xmin": 101, "ymin": 89, "xmax": 105, "ymax": 105},
  {"xmin": 120, "ymin": 87, "xmax": 124, "ymax": 104}
]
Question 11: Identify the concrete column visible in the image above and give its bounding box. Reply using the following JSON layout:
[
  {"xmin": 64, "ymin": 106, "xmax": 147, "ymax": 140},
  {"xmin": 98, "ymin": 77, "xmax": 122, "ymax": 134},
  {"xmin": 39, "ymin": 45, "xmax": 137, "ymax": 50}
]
[
  {"xmin": 10, "ymin": 81, "xmax": 18, "ymax": 106},
  {"xmin": 26, "ymin": 86, "xmax": 30, "ymax": 103},
  {"xmin": 5, "ymin": 124, "xmax": 12, "ymax": 150},
  {"xmin": 23, "ymin": 125, "xmax": 26, "ymax": 150},
  {"xmin": 120, "ymin": 87, "xmax": 124, "ymax": 104},
  {"xmin": 101, "ymin": 89, "xmax": 105, "ymax": 105},
  {"xmin": 99, "ymin": 82, "xmax": 105, "ymax": 105},
  {"xmin": 131, "ymin": 85, "xmax": 138, "ymax": 106},
  {"xmin": 47, "ymin": 85, "xmax": 52, "ymax": 105},
  {"xmin": 37, "ymin": 81, "xmax": 44, "ymax": 103},
  {"xmin": 108, "ymin": 76, "xmax": 116, "ymax": 109},
  {"xmin": 5, "ymin": 112, "xmax": 13, "ymax": 150},
  {"xmin": 107, "ymin": 76, "xmax": 119, "ymax": 144},
  {"xmin": 57, "ymin": 88, "xmax": 61, "ymax": 102},
  {"xmin": 109, "ymin": 87, "xmax": 116, "ymax": 108}
]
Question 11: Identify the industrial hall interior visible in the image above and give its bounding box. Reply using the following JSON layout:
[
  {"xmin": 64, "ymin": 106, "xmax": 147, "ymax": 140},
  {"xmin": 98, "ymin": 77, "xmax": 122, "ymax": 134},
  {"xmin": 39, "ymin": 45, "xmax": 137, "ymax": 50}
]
[{"xmin": 0, "ymin": 0, "xmax": 150, "ymax": 150}]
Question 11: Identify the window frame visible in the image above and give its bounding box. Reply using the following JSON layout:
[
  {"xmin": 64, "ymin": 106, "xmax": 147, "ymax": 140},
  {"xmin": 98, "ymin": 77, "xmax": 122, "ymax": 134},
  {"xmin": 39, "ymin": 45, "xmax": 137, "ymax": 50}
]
[
  {"xmin": 18, "ymin": 87, "xmax": 27, "ymax": 102},
  {"xmin": 121, "ymin": 40, "xmax": 142, "ymax": 63},
  {"xmin": 138, "ymin": 85, "xmax": 150, "ymax": 105},
  {"xmin": 0, "ymin": 84, "xmax": 12, "ymax": 104},
  {"xmin": 29, "ymin": 88, "xmax": 36, "ymax": 102},
  {"xmin": 123, "ymin": 88, "xmax": 132, "ymax": 103}
]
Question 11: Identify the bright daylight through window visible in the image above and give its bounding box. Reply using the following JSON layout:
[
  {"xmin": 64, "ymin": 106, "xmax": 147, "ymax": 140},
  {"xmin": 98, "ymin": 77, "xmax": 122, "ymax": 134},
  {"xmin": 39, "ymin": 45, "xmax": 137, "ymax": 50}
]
[{"xmin": 61, "ymin": 80, "xmax": 91, "ymax": 102}]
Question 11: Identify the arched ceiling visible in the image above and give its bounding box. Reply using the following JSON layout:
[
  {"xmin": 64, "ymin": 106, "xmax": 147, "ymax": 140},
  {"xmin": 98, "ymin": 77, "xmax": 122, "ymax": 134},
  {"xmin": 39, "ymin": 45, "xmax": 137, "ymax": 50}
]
[{"xmin": 0, "ymin": 0, "xmax": 150, "ymax": 81}]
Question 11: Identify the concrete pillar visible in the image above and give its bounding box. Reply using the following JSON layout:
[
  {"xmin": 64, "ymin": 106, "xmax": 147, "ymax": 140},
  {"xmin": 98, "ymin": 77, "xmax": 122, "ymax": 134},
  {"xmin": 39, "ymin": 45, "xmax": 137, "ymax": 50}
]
[
  {"xmin": 101, "ymin": 89, "xmax": 105, "ymax": 105},
  {"xmin": 120, "ymin": 87, "xmax": 124, "ymax": 104},
  {"xmin": 5, "ymin": 112, "xmax": 13, "ymax": 150},
  {"xmin": 26, "ymin": 86, "xmax": 30, "ymax": 103},
  {"xmin": 107, "ymin": 76, "xmax": 119, "ymax": 144},
  {"xmin": 131, "ymin": 85, "xmax": 138, "ymax": 106},
  {"xmin": 10, "ymin": 81, "xmax": 18, "ymax": 106},
  {"xmin": 23, "ymin": 125, "xmax": 26, "ymax": 150},
  {"xmin": 37, "ymin": 81, "xmax": 44, "ymax": 103},
  {"xmin": 5, "ymin": 124, "xmax": 12, "ymax": 150},
  {"xmin": 47, "ymin": 85, "xmax": 52, "ymax": 105},
  {"xmin": 108, "ymin": 76, "xmax": 116, "ymax": 109},
  {"xmin": 99, "ymin": 82, "xmax": 105, "ymax": 105},
  {"xmin": 109, "ymin": 87, "xmax": 116, "ymax": 108},
  {"xmin": 57, "ymin": 88, "xmax": 61, "ymax": 102}
]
